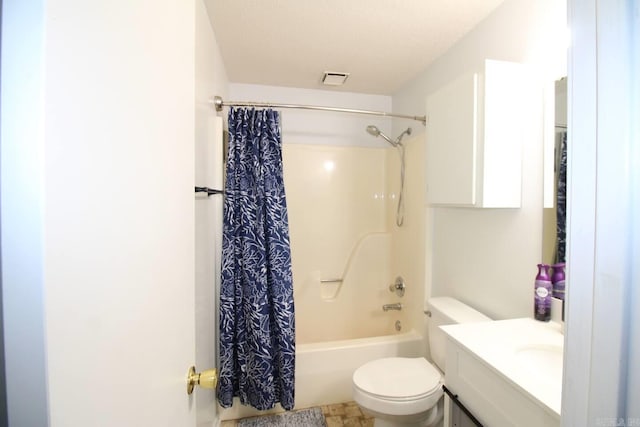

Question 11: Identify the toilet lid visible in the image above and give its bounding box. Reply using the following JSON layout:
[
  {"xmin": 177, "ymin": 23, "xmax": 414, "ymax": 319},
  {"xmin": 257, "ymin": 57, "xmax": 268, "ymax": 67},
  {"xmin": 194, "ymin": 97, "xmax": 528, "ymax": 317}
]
[{"xmin": 353, "ymin": 357, "xmax": 442, "ymax": 400}]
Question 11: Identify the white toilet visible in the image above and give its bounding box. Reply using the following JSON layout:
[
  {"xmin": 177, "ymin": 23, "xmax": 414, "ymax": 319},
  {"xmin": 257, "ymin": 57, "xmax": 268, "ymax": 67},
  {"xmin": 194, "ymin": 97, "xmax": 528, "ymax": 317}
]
[{"xmin": 352, "ymin": 297, "xmax": 491, "ymax": 427}]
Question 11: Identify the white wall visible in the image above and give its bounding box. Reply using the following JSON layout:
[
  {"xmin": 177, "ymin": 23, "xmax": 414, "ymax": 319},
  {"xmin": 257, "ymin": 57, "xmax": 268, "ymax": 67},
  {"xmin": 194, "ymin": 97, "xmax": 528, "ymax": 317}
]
[
  {"xmin": 393, "ymin": 0, "xmax": 567, "ymax": 319},
  {"xmin": 196, "ymin": 1, "xmax": 228, "ymax": 425}
]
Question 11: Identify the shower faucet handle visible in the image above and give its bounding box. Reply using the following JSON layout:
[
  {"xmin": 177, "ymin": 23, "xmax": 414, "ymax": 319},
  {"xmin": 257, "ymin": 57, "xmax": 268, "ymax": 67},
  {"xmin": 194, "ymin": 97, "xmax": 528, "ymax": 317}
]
[{"xmin": 388, "ymin": 276, "xmax": 405, "ymax": 297}]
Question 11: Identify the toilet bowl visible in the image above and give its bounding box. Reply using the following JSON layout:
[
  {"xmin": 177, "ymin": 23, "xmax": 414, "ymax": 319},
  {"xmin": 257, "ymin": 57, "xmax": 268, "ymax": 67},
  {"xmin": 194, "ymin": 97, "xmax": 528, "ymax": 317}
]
[
  {"xmin": 353, "ymin": 357, "xmax": 443, "ymax": 427},
  {"xmin": 352, "ymin": 297, "xmax": 491, "ymax": 427}
]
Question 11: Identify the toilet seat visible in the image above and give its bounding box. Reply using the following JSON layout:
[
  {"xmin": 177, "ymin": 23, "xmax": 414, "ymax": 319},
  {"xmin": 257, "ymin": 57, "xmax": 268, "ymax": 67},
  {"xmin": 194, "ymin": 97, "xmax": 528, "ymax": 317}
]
[{"xmin": 352, "ymin": 357, "xmax": 443, "ymax": 416}]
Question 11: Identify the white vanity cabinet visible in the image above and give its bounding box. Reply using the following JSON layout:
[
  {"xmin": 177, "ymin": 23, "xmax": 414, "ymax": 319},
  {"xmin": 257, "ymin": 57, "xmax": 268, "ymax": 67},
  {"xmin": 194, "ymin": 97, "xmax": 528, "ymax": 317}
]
[
  {"xmin": 441, "ymin": 319, "xmax": 563, "ymax": 427},
  {"xmin": 426, "ymin": 60, "xmax": 530, "ymax": 208}
]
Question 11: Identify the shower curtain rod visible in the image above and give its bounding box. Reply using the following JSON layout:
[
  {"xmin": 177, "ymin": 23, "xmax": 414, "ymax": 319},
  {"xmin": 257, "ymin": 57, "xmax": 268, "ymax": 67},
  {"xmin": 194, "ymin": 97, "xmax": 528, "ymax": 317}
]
[{"xmin": 211, "ymin": 95, "xmax": 427, "ymax": 126}]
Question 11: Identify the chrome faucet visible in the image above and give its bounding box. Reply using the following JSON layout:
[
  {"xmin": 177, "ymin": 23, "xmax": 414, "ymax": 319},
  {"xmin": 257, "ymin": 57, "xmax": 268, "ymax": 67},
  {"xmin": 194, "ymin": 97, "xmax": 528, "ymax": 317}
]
[{"xmin": 382, "ymin": 303, "xmax": 403, "ymax": 312}]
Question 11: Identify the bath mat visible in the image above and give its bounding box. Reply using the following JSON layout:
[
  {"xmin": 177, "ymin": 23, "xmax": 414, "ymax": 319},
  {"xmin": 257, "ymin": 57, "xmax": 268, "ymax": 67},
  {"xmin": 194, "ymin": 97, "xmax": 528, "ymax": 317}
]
[{"xmin": 238, "ymin": 407, "xmax": 326, "ymax": 427}]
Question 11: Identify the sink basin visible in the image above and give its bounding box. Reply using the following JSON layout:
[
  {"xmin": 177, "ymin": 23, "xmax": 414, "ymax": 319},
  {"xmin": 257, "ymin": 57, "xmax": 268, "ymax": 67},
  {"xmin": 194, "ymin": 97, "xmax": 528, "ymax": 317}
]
[{"xmin": 516, "ymin": 344, "xmax": 563, "ymax": 380}]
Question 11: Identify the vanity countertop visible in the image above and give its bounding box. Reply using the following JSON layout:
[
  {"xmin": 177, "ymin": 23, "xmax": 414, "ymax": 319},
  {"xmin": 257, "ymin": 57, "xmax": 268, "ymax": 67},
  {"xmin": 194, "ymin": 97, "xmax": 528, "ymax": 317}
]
[{"xmin": 441, "ymin": 318, "xmax": 563, "ymax": 418}]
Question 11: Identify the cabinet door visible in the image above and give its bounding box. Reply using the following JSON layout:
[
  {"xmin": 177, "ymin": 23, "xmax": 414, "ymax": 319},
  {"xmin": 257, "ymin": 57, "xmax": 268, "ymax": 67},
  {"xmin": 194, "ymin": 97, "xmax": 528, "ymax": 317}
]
[
  {"xmin": 425, "ymin": 60, "xmax": 526, "ymax": 208},
  {"xmin": 479, "ymin": 60, "xmax": 525, "ymax": 208},
  {"xmin": 425, "ymin": 72, "xmax": 478, "ymax": 206}
]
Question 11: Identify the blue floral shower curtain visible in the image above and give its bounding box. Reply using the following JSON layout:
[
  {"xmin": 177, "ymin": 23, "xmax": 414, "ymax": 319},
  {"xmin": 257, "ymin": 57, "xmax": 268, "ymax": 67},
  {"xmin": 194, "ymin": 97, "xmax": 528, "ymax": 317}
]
[
  {"xmin": 556, "ymin": 132, "xmax": 567, "ymax": 264},
  {"xmin": 217, "ymin": 108, "xmax": 295, "ymax": 411}
]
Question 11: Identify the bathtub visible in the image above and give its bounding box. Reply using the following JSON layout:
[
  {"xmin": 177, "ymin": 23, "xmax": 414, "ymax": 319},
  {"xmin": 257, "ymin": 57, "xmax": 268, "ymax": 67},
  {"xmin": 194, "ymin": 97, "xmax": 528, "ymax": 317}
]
[{"xmin": 219, "ymin": 329, "xmax": 426, "ymax": 421}]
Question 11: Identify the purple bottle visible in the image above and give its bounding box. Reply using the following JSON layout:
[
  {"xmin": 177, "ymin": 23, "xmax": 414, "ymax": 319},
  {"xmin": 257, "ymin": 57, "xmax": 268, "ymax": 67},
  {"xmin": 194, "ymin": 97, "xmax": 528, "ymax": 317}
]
[
  {"xmin": 551, "ymin": 263, "xmax": 566, "ymax": 300},
  {"xmin": 534, "ymin": 264, "xmax": 552, "ymax": 321}
]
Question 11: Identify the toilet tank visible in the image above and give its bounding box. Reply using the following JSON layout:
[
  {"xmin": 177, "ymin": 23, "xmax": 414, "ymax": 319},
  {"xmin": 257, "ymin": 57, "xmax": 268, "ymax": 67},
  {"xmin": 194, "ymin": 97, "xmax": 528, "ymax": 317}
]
[{"xmin": 427, "ymin": 297, "xmax": 491, "ymax": 371}]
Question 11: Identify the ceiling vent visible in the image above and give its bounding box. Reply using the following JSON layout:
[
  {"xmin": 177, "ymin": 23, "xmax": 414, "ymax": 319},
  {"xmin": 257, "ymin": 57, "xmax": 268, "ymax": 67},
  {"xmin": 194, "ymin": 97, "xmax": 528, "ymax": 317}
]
[{"xmin": 322, "ymin": 71, "xmax": 350, "ymax": 86}]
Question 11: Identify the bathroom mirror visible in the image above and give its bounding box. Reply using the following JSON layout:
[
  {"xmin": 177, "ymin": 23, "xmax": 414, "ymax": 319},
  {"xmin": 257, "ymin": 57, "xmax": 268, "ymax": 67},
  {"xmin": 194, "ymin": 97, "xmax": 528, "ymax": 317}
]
[{"xmin": 542, "ymin": 77, "xmax": 567, "ymax": 266}]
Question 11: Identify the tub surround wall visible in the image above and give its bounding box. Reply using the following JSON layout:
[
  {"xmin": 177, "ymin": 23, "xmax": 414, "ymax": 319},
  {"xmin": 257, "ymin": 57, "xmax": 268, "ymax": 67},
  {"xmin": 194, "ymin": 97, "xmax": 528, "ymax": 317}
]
[
  {"xmin": 283, "ymin": 144, "xmax": 395, "ymax": 343},
  {"xmin": 393, "ymin": 0, "xmax": 566, "ymax": 320}
]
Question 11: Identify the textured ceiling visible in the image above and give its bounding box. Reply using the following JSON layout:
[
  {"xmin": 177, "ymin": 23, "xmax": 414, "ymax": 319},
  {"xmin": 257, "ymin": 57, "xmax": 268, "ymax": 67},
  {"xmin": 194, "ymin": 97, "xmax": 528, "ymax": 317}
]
[{"xmin": 205, "ymin": 0, "xmax": 506, "ymax": 95}]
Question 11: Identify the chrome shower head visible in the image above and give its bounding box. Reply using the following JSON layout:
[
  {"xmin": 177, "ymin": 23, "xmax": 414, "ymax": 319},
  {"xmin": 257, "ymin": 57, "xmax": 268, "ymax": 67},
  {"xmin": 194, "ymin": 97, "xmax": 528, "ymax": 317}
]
[
  {"xmin": 365, "ymin": 125, "xmax": 398, "ymax": 146},
  {"xmin": 366, "ymin": 125, "xmax": 381, "ymax": 137},
  {"xmin": 366, "ymin": 125, "xmax": 413, "ymax": 147}
]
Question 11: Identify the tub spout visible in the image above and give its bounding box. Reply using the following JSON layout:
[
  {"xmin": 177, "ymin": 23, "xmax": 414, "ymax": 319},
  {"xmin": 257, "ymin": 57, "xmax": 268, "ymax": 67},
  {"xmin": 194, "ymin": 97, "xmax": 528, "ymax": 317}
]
[{"xmin": 382, "ymin": 303, "xmax": 403, "ymax": 312}]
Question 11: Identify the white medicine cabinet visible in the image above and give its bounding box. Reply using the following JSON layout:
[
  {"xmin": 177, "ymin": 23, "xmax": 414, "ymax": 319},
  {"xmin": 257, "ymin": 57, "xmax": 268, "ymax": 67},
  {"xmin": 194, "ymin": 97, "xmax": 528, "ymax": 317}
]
[{"xmin": 425, "ymin": 59, "xmax": 531, "ymax": 208}]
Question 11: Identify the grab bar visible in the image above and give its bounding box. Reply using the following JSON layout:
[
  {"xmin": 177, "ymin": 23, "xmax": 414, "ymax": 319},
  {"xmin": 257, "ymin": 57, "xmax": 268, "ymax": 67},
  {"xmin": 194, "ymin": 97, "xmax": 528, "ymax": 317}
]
[{"xmin": 320, "ymin": 278, "xmax": 343, "ymax": 283}]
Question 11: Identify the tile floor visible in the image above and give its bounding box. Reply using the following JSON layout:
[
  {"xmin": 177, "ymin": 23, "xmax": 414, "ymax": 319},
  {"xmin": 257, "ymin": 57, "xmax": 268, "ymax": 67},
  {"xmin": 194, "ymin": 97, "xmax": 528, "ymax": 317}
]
[
  {"xmin": 321, "ymin": 401, "xmax": 374, "ymax": 427},
  {"xmin": 220, "ymin": 401, "xmax": 374, "ymax": 427}
]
